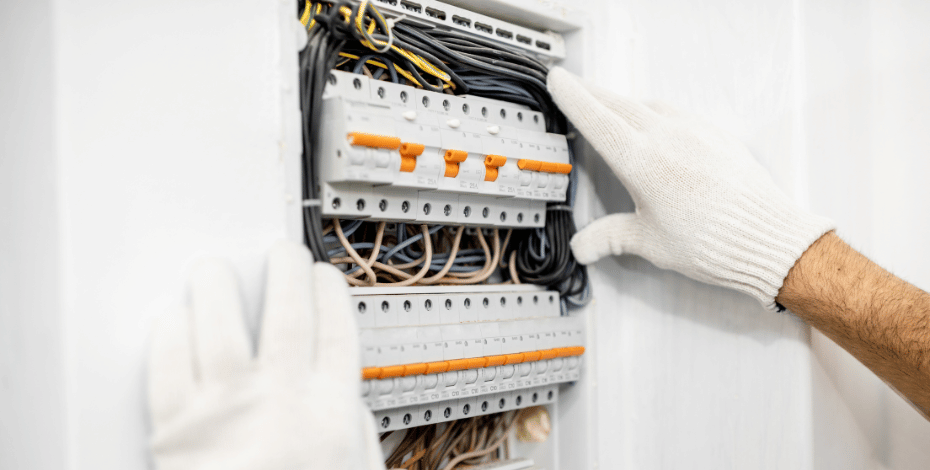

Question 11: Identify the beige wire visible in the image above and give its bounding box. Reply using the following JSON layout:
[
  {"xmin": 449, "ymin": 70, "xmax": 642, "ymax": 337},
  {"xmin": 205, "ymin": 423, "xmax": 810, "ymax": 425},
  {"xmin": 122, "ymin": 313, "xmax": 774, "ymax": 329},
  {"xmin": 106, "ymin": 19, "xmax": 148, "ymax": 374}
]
[
  {"xmin": 418, "ymin": 226, "xmax": 465, "ymax": 285},
  {"xmin": 442, "ymin": 229, "xmax": 502, "ymax": 284},
  {"xmin": 508, "ymin": 250, "xmax": 520, "ymax": 284},
  {"xmin": 346, "ymin": 221, "xmax": 386, "ymax": 280},
  {"xmin": 443, "ymin": 228, "xmax": 492, "ymax": 280},
  {"xmin": 334, "ymin": 219, "xmax": 377, "ymax": 286},
  {"xmin": 376, "ymin": 224, "xmax": 432, "ymax": 287},
  {"xmin": 440, "ymin": 412, "xmax": 518, "ymax": 470}
]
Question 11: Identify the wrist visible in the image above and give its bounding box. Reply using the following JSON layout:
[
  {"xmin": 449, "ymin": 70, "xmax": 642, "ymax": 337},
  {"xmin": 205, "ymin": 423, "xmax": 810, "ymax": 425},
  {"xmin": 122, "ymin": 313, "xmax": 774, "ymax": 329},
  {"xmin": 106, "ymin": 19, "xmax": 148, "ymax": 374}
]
[{"xmin": 696, "ymin": 193, "xmax": 834, "ymax": 310}]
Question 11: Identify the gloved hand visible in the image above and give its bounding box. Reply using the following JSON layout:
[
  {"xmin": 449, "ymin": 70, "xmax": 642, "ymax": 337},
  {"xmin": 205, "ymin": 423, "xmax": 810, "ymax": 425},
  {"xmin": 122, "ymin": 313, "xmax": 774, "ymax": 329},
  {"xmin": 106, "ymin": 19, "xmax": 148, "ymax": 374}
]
[
  {"xmin": 148, "ymin": 242, "xmax": 385, "ymax": 470},
  {"xmin": 547, "ymin": 67, "xmax": 834, "ymax": 309}
]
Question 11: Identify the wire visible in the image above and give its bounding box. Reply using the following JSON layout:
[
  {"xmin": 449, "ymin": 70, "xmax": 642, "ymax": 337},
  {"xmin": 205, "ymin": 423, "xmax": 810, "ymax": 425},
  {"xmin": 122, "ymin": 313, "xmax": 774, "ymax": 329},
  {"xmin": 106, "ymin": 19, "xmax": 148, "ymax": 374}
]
[{"xmin": 298, "ymin": 0, "xmax": 590, "ymax": 309}]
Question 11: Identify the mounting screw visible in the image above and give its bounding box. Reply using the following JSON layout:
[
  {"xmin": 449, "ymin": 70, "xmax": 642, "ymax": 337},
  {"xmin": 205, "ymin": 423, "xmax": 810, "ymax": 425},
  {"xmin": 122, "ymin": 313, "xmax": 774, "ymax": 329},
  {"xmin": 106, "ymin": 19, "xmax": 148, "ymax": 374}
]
[{"xmin": 332, "ymin": 198, "xmax": 341, "ymax": 209}]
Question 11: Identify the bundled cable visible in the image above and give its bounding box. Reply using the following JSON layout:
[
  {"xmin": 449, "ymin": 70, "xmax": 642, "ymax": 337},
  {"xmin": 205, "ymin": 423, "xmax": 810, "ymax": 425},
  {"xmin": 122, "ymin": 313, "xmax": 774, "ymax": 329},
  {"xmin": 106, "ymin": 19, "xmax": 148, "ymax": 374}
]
[
  {"xmin": 325, "ymin": 220, "xmax": 515, "ymax": 286},
  {"xmin": 297, "ymin": 0, "xmax": 590, "ymax": 309},
  {"xmin": 382, "ymin": 410, "xmax": 519, "ymax": 470}
]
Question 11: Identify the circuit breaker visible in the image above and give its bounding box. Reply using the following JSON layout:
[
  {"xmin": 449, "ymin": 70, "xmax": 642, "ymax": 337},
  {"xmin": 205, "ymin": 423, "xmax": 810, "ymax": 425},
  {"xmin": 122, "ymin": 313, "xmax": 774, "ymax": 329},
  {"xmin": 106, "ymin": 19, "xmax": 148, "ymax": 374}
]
[{"xmin": 316, "ymin": 70, "xmax": 572, "ymax": 227}]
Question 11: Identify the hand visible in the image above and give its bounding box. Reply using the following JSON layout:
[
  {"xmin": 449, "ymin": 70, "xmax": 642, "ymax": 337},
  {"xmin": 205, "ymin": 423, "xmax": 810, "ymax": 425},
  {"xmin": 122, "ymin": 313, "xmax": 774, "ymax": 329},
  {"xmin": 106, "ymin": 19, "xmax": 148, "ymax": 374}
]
[
  {"xmin": 148, "ymin": 242, "xmax": 385, "ymax": 470},
  {"xmin": 547, "ymin": 67, "xmax": 834, "ymax": 309}
]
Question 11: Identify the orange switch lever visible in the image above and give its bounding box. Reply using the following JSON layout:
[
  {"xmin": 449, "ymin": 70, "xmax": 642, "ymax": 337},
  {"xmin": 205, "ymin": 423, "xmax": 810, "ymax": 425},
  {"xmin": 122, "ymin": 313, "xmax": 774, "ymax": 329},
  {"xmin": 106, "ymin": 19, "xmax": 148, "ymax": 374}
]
[
  {"xmin": 443, "ymin": 149, "xmax": 468, "ymax": 177},
  {"xmin": 347, "ymin": 132, "xmax": 401, "ymax": 149},
  {"xmin": 399, "ymin": 142, "xmax": 425, "ymax": 172}
]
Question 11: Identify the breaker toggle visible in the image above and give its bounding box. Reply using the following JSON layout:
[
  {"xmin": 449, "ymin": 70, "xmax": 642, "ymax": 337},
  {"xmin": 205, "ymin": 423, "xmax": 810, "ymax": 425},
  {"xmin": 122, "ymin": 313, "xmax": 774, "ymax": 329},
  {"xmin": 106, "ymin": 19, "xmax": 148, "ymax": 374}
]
[
  {"xmin": 361, "ymin": 346, "xmax": 585, "ymax": 380},
  {"xmin": 443, "ymin": 149, "xmax": 468, "ymax": 177},
  {"xmin": 347, "ymin": 132, "xmax": 401, "ymax": 149},
  {"xmin": 517, "ymin": 159, "xmax": 572, "ymax": 174},
  {"xmin": 484, "ymin": 154, "xmax": 507, "ymax": 182},
  {"xmin": 398, "ymin": 142, "xmax": 425, "ymax": 172}
]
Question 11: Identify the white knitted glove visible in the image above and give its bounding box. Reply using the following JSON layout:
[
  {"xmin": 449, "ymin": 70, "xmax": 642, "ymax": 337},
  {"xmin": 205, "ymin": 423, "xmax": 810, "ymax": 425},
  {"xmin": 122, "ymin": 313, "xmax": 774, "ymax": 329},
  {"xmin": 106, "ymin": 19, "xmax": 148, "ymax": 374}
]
[
  {"xmin": 148, "ymin": 242, "xmax": 385, "ymax": 470},
  {"xmin": 548, "ymin": 67, "xmax": 834, "ymax": 309}
]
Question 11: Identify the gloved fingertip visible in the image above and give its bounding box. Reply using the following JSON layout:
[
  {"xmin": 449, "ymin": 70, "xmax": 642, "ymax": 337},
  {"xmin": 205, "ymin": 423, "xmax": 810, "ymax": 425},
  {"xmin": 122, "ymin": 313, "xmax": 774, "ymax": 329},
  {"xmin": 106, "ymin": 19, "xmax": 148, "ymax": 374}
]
[
  {"xmin": 546, "ymin": 66, "xmax": 578, "ymax": 94},
  {"xmin": 570, "ymin": 229, "xmax": 610, "ymax": 265}
]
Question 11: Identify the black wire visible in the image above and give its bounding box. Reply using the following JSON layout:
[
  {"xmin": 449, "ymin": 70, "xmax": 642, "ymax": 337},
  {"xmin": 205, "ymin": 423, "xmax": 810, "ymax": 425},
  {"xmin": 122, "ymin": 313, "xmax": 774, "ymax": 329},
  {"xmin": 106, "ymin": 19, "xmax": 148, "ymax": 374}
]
[{"xmin": 297, "ymin": 0, "xmax": 587, "ymax": 308}]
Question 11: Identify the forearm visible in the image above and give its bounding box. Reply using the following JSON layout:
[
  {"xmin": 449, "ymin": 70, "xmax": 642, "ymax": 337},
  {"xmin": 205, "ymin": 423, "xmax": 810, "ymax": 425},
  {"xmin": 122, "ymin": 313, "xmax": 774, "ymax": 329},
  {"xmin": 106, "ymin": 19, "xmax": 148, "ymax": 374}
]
[{"xmin": 777, "ymin": 231, "xmax": 930, "ymax": 417}]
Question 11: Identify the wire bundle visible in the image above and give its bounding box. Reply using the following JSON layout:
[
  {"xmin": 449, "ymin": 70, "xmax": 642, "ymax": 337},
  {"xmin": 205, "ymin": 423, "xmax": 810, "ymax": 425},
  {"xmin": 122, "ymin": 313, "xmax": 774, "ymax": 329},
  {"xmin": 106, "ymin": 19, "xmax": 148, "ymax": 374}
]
[
  {"xmin": 326, "ymin": 219, "xmax": 519, "ymax": 286},
  {"xmin": 383, "ymin": 410, "xmax": 519, "ymax": 470},
  {"xmin": 298, "ymin": 0, "xmax": 589, "ymax": 308}
]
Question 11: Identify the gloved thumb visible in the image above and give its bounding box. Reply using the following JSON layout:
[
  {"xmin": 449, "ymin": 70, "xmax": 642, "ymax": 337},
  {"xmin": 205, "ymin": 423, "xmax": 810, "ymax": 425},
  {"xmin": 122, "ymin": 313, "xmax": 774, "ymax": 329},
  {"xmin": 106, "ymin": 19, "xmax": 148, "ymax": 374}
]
[{"xmin": 570, "ymin": 213, "xmax": 644, "ymax": 265}]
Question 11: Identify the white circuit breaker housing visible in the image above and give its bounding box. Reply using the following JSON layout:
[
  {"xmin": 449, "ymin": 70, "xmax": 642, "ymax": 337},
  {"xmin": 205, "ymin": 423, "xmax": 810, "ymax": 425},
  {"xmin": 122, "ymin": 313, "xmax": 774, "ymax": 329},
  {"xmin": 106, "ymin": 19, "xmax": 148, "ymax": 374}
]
[
  {"xmin": 315, "ymin": 71, "xmax": 572, "ymax": 228},
  {"xmin": 352, "ymin": 286, "xmax": 584, "ymax": 432}
]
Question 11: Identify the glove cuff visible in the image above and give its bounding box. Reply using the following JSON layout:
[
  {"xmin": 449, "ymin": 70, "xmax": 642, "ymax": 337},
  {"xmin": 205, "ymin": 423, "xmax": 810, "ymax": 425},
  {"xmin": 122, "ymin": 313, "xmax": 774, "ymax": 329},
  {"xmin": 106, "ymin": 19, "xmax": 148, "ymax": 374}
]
[{"xmin": 699, "ymin": 193, "xmax": 835, "ymax": 311}]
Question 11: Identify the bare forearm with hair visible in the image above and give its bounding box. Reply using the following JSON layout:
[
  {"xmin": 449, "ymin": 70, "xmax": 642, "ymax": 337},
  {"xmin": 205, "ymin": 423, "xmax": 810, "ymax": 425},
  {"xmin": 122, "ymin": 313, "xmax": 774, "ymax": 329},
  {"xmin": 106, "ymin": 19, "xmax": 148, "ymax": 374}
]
[{"xmin": 777, "ymin": 231, "xmax": 930, "ymax": 418}]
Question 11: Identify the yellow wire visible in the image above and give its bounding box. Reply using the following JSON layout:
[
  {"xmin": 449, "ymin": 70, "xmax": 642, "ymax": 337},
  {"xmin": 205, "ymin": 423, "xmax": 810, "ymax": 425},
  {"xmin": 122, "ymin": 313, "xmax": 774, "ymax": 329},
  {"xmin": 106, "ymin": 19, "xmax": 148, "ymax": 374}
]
[
  {"xmin": 309, "ymin": 1, "xmax": 452, "ymax": 90},
  {"xmin": 300, "ymin": 0, "xmax": 311, "ymax": 26},
  {"xmin": 336, "ymin": 52, "xmax": 422, "ymax": 86},
  {"xmin": 351, "ymin": 0, "xmax": 452, "ymax": 86},
  {"xmin": 300, "ymin": 2, "xmax": 323, "ymax": 30}
]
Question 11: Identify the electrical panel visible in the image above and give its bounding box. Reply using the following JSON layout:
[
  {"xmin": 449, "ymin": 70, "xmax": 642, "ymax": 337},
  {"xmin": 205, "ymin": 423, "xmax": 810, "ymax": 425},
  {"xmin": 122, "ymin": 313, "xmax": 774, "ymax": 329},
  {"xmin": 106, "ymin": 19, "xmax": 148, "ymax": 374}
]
[
  {"xmin": 352, "ymin": 286, "xmax": 583, "ymax": 432},
  {"xmin": 299, "ymin": 0, "xmax": 587, "ymax": 466},
  {"xmin": 316, "ymin": 70, "xmax": 572, "ymax": 228}
]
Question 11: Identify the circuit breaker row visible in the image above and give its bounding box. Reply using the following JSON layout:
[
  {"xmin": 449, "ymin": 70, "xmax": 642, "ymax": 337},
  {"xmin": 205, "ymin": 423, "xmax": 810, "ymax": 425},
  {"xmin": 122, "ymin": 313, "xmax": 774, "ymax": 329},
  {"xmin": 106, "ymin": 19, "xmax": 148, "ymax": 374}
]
[
  {"xmin": 353, "ymin": 290, "xmax": 562, "ymax": 329},
  {"xmin": 316, "ymin": 71, "xmax": 571, "ymax": 227},
  {"xmin": 373, "ymin": 384, "xmax": 559, "ymax": 433},
  {"xmin": 363, "ymin": 348, "xmax": 579, "ymax": 410},
  {"xmin": 359, "ymin": 316, "xmax": 584, "ymax": 372}
]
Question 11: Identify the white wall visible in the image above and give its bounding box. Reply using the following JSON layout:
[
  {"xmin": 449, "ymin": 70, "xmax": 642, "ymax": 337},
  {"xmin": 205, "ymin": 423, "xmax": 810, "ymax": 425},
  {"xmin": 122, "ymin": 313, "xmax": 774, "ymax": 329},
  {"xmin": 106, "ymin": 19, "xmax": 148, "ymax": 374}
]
[
  {"xmin": 569, "ymin": 1, "xmax": 814, "ymax": 468},
  {"xmin": 0, "ymin": 1, "xmax": 67, "ymax": 468},
  {"xmin": 7, "ymin": 1, "xmax": 302, "ymax": 468},
  {"xmin": 569, "ymin": 0, "xmax": 930, "ymax": 468}
]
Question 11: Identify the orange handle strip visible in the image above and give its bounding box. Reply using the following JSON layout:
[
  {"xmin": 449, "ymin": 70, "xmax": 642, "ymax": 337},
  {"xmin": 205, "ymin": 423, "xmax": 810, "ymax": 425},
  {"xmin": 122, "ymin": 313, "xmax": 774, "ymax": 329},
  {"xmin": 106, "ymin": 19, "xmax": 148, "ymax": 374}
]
[
  {"xmin": 517, "ymin": 159, "xmax": 541, "ymax": 171},
  {"xmin": 362, "ymin": 367, "xmax": 381, "ymax": 380},
  {"xmin": 484, "ymin": 355, "xmax": 507, "ymax": 367},
  {"xmin": 403, "ymin": 363, "xmax": 428, "ymax": 376},
  {"xmin": 359, "ymin": 347, "xmax": 584, "ymax": 380},
  {"xmin": 465, "ymin": 358, "xmax": 486, "ymax": 369},
  {"xmin": 504, "ymin": 353, "xmax": 525, "ymax": 365},
  {"xmin": 425, "ymin": 361, "xmax": 450, "ymax": 374},
  {"xmin": 347, "ymin": 132, "xmax": 401, "ymax": 149},
  {"xmin": 379, "ymin": 365, "xmax": 405, "ymax": 379},
  {"xmin": 518, "ymin": 159, "xmax": 572, "ymax": 174},
  {"xmin": 555, "ymin": 163, "xmax": 573, "ymax": 174},
  {"xmin": 538, "ymin": 349, "xmax": 559, "ymax": 360},
  {"xmin": 446, "ymin": 359, "xmax": 472, "ymax": 371}
]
